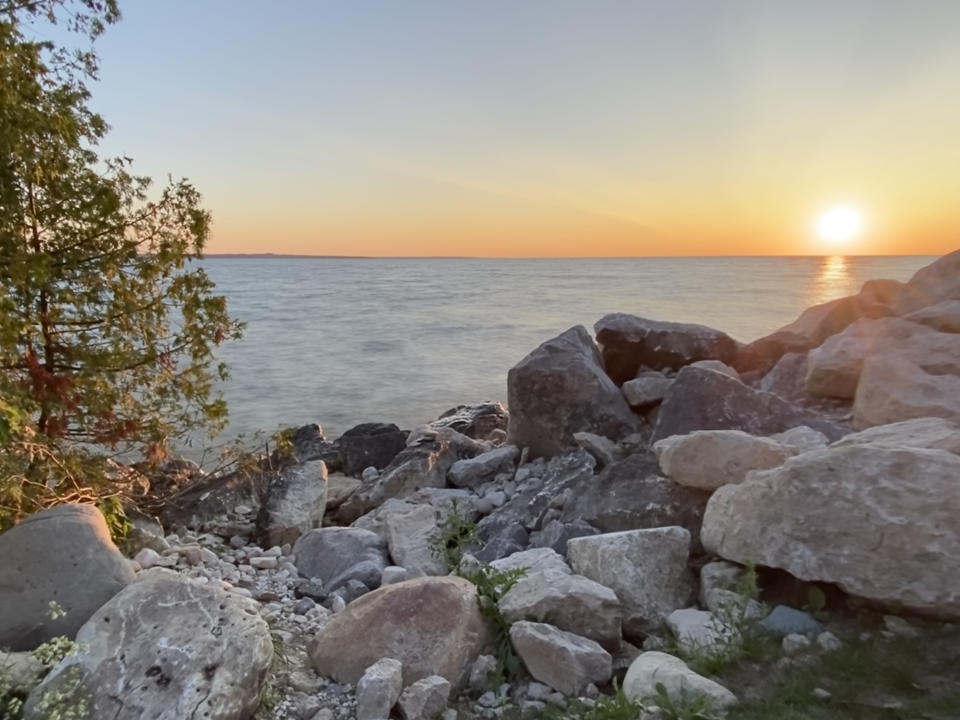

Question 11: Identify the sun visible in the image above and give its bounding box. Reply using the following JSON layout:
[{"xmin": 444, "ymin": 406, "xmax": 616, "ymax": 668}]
[{"xmin": 816, "ymin": 206, "xmax": 863, "ymax": 243}]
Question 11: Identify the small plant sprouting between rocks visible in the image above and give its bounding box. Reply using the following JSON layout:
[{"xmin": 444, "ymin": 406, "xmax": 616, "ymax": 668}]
[
  {"xmin": 430, "ymin": 501, "xmax": 526, "ymax": 687},
  {"xmin": 543, "ymin": 680, "xmax": 641, "ymax": 720},
  {"xmin": 647, "ymin": 681, "xmax": 723, "ymax": 720}
]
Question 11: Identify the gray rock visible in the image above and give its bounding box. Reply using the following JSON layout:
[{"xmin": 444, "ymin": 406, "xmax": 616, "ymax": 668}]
[
  {"xmin": 339, "ymin": 423, "xmax": 408, "ymax": 477},
  {"xmin": 623, "ymin": 652, "xmax": 737, "ymax": 711},
  {"xmin": 653, "ymin": 430, "xmax": 789, "ymax": 491},
  {"xmin": 499, "ymin": 569, "xmax": 622, "ymax": 650},
  {"xmin": 771, "ymin": 425, "xmax": 830, "ymax": 454},
  {"xmin": 0, "ymin": 504, "xmax": 134, "ymax": 651},
  {"xmin": 666, "ymin": 608, "xmax": 730, "ymax": 654},
  {"xmin": 573, "ymin": 432, "xmax": 619, "ymax": 469},
  {"xmin": 353, "ymin": 499, "xmax": 446, "ymax": 577},
  {"xmin": 326, "ymin": 473, "xmax": 362, "ymax": 510},
  {"xmin": 831, "ymin": 417, "xmax": 960, "ymax": 455},
  {"xmin": 468, "ymin": 655, "xmax": 498, "ymax": 690},
  {"xmin": 261, "ymin": 460, "xmax": 328, "ymax": 547},
  {"xmin": 506, "ymin": 326, "xmax": 642, "ymax": 459},
  {"xmin": 594, "ymin": 313, "xmax": 739, "ymax": 382},
  {"xmin": 356, "ymin": 658, "xmax": 403, "ymax": 720},
  {"xmin": 782, "ymin": 633, "xmax": 812, "ymax": 655},
  {"xmin": 397, "ymin": 675, "xmax": 451, "ymax": 720},
  {"xmin": 24, "ymin": 570, "xmax": 272, "ymax": 720},
  {"xmin": 651, "ymin": 366, "xmax": 846, "ymax": 443},
  {"xmin": 431, "ymin": 403, "xmax": 510, "ymax": 440},
  {"xmin": 567, "ymin": 528, "xmax": 693, "ymax": 637},
  {"xmin": 293, "ymin": 527, "xmax": 389, "ymax": 593},
  {"xmin": 489, "ymin": 548, "xmax": 571, "ymax": 576},
  {"xmin": 528, "ymin": 519, "xmax": 600, "ymax": 556},
  {"xmin": 381, "ymin": 566, "xmax": 410, "ymax": 585},
  {"xmin": 0, "ymin": 650, "xmax": 45, "ymax": 696},
  {"xmin": 622, "ymin": 373, "xmax": 674, "ymax": 408},
  {"xmin": 448, "ymin": 446, "xmax": 519, "ymax": 489},
  {"xmin": 703, "ymin": 444, "xmax": 960, "ymax": 618},
  {"xmin": 760, "ymin": 606, "xmax": 823, "ymax": 637},
  {"xmin": 689, "ymin": 360, "xmax": 740, "ymax": 379},
  {"xmin": 508, "ymin": 622, "xmax": 612, "ymax": 695}
]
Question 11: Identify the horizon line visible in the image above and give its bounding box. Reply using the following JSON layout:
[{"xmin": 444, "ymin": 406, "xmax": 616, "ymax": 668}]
[{"xmin": 202, "ymin": 251, "xmax": 942, "ymax": 260}]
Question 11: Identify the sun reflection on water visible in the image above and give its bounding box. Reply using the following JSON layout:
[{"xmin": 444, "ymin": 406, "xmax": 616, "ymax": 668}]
[{"xmin": 808, "ymin": 255, "xmax": 854, "ymax": 307}]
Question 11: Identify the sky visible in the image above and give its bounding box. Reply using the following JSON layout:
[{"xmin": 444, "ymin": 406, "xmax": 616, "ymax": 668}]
[{"xmin": 64, "ymin": 1, "xmax": 960, "ymax": 256}]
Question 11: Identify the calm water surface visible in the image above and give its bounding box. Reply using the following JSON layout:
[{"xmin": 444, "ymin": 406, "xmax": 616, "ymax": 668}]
[{"xmin": 200, "ymin": 256, "xmax": 933, "ymax": 447}]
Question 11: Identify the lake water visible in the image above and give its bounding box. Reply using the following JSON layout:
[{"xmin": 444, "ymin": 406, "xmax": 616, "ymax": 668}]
[{"xmin": 201, "ymin": 255, "xmax": 933, "ymax": 447}]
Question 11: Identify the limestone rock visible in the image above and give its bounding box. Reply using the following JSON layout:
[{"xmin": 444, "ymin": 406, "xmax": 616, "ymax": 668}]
[
  {"xmin": 498, "ymin": 569, "xmax": 622, "ymax": 650},
  {"xmin": 261, "ymin": 460, "xmax": 328, "ymax": 547},
  {"xmin": 651, "ymin": 366, "xmax": 845, "ymax": 443},
  {"xmin": 397, "ymin": 675, "xmax": 451, "ymax": 720},
  {"xmin": 897, "ymin": 249, "xmax": 960, "ymax": 312},
  {"xmin": 293, "ymin": 527, "xmax": 389, "ymax": 593},
  {"xmin": 353, "ymin": 500, "xmax": 446, "ymax": 577},
  {"xmin": 506, "ymin": 326, "xmax": 642, "ymax": 459},
  {"xmin": 904, "ymin": 299, "xmax": 960, "ymax": 334},
  {"xmin": 489, "ymin": 547, "xmax": 571, "ymax": 576},
  {"xmin": 448, "ymin": 446, "xmax": 519, "ymax": 489},
  {"xmin": 309, "ymin": 577, "xmax": 490, "ymax": 688},
  {"xmin": 771, "ymin": 425, "xmax": 829, "ymax": 454},
  {"xmin": 594, "ymin": 313, "xmax": 739, "ymax": 382},
  {"xmin": 622, "ymin": 373, "xmax": 674, "ymax": 408},
  {"xmin": 356, "ymin": 658, "xmax": 403, "ymax": 720},
  {"xmin": 0, "ymin": 504, "xmax": 133, "ymax": 651},
  {"xmin": 702, "ymin": 444, "xmax": 960, "ymax": 618},
  {"xmin": 24, "ymin": 570, "xmax": 272, "ymax": 720},
  {"xmin": 622, "ymin": 652, "xmax": 737, "ymax": 712},
  {"xmin": 853, "ymin": 355, "xmax": 960, "ymax": 428},
  {"xmin": 831, "ymin": 417, "xmax": 960, "ymax": 455},
  {"xmin": 508, "ymin": 622, "xmax": 612, "ymax": 695},
  {"xmin": 326, "ymin": 473, "xmax": 362, "ymax": 509},
  {"xmin": 567, "ymin": 528, "xmax": 693, "ymax": 636},
  {"xmin": 666, "ymin": 608, "xmax": 729, "ymax": 654},
  {"xmin": 573, "ymin": 432, "xmax": 619, "ymax": 469},
  {"xmin": 653, "ymin": 430, "xmax": 789, "ymax": 491}
]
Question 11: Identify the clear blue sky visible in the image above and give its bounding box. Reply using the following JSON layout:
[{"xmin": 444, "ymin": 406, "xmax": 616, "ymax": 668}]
[{"xmin": 55, "ymin": 0, "xmax": 960, "ymax": 255}]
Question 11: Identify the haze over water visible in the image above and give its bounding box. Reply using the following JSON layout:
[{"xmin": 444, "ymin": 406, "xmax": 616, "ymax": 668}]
[{"xmin": 200, "ymin": 255, "xmax": 933, "ymax": 447}]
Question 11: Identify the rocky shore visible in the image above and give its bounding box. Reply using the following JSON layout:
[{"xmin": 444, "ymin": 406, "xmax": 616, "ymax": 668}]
[{"xmin": 2, "ymin": 250, "xmax": 959, "ymax": 720}]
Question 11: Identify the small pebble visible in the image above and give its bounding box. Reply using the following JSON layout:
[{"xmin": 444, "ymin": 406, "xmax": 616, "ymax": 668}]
[{"xmin": 812, "ymin": 688, "xmax": 832, "ymax": 700}]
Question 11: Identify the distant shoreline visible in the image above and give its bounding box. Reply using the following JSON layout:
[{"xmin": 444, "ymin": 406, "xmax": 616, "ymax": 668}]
[{"xmin": 203, "ymin": 253, "xmax": 939, "ymax": 260}]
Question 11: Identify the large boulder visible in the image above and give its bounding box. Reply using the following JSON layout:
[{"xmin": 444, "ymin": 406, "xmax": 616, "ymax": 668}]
[
  {"xmin": 309, "ymin": 576, "xmax": 490, "ymax": 688},
  {"xmin": 653, "ymin": 430, "xmax": 789, "ymax": 491},
  {"xmin": 506, "ymin": 326, "xmax": 642, "ymax": 459},
  {"xmin": 651, "ymin": 366, "xmax": 845, "ymax": 443},
  {"xmin": 805, "ymin": 317, "xmax": 960, "ymax": 399},
  {"xmin": 559, "ymin": 452, "xmax": 710, "ymax": 548},
  {"xmin": 831, "ymin": 417, "xmax": 960, "ymax": 455},
  {"xmin": 702, "ymin": 444, "xmax": 960, "ymax": 618},
  {"xmin": 623, "ymin": 652, "xmax": 737, "ymax": 712},
  {"xmin": 897, "ymin": 249, "xmax": 960, "ymax": 312},
  {"xmin": 338, "ymin": 422, "xmax": 408, "ymax": 477},
  {"xmin": 567, "ymin": 528, "xmax": 693, "ymax": 637},
  {"xmin": 508, "ymin": 621, "xmax": 612, "ymax": 695},
  {"xmin": 498, "ymin": 569, "xmax": 623, "ymax": 650},
  {"xmin": 904, "ymin": 299, "xmax": 960, "ymax": 334},
  {"xmin": 0, "ymin": 504, "xmax": 134, "ymax": 651},
  {"xmin": 853, "ymin": 355, "xmax": 960, "ymax": 429},
  {"xmin": 430, "ymin": 402, "xmax": 509, "ymax": 439},
  {"xmin": 24, "ymin": 570, "xmax": 272, "ymax": 720},
  {"xmin": 259, "ymin": 460, "xmax": 327, "ymax": 547},
  {"xmin": 293, "ymin": 527, "xmax": 389, "ymax": 593},
  {"xmin": 594, "ymin": 313, "xmax": 739, "ymax": 383}
]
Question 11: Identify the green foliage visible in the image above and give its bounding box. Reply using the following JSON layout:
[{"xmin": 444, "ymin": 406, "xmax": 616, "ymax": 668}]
[
  {"xmin": 803, "ymin": 586, "xmax": 827, "ymax": 617},
  {"xmin": 0, "ymin": 0, "xmax": 242, "ymax": 527},
  {"xmin": 648, "ymin": 682, "xmax": 722, "ymax": 720},
  {"xmin": 429, "ymin": 499, "xmax": 479, "ymax": 573},
  {"xmin": 543, "ymin": 681, "xmax": 644, "ymax": 720}
]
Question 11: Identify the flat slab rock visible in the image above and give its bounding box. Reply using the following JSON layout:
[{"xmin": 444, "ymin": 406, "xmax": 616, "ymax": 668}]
[
  {"xmin": 24, "ymin": 569, "xmax": 273, "ymax": 720},
  {"xmin": 508, "ymin": 621, "xmax": 612, "ymax": 695}
]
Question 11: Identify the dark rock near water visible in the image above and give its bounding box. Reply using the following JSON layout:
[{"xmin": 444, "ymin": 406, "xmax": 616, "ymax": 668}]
[
  {"xmin": 652, "ymin": 366, "xmax": 847, "ymax": 443},
  {"xmin": 431, "ymin": 402, "xmax": 509, "ymax": 439},
  {"xmin": 507, "ymin": 326, "xmax": 641, "ymax": 459},
  {"xmin": 338, "ymin": 422, "xmax": 408, "ymax": 477},
  {"xmin": 594, "ymin": 313, "xmax": 739, "ymax": 383},
  {"xmin": 0, "ymin": 504, "xmax": 134, "ymax": 651},
  {"xmin": 287, "ymin": 423, "xmax": 340, "ymax": 466}
]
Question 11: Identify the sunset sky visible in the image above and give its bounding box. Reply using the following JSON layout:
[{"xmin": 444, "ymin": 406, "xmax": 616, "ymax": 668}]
[{"xmin": 84, "ymin": 1, "xmax": 960, "ymax": 257}]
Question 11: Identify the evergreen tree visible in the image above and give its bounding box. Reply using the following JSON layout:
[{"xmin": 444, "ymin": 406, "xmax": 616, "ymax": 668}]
[{"xmin": 0, "ymin": 0, "xmax": 243, "ymax": 527}]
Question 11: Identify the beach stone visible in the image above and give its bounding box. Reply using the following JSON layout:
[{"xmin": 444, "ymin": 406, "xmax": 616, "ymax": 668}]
[
  {"xmin": 489, "ymin": 547, "xmax": 571, "ymax": 576},
  {"xmin": 325, "ymin": 473, "xmax": 362, "ymax": 509},
  {"xmin": 506, "ymin": 325, "xmax": 641, "ymax": 459},
  {"xmin": 689, "ymin": 359, "xmax": 740, "ymax": 379},
  {"xmin": 782, "ymin": 633, "xmax": 812, "ymax": 655},
  {"xmin": 431, "ymin": 402, "xmax": 510, "ymax": 439},
  {"xmin": 448, "ymin": 446, "xmax": 519, "ymax": 489},
  {"xmin": 382, "ymin": 565, "xmax": 410, "ymax": 585},
  {"xmin": 702, "ymin": 444, "xmax": 960, "ymax": 618},
  {"xmin": 573, "ymin": 432, "xmax": 619, "ymax": 468},
  {"xmin": 353, "ymin": 499, "xmax": 445, "ymax": 577},
  {"xmin": 805, "ymin": 317, "xmax": 960, "ymax": 399},
  {"xmin": 758, "ymin": 352, "xmax": 809, "ymax": 404},
  {"xmin": 529, "ymin": 519, "xmax": 600, "ymax": 556},
  {"xmin": 567, "ymin": 528, "xmax": 693, "ymax": 636},
  {"xmin": 468, "ymin": 655, "xmax": 497, "ymax": 690},
  {"xmin": 853, "ymin": 355, "xmax": 960, "ymax": 428},
  {"xmin": 356, "ymin": 658, "xmax": 403, "ymax": 720},
  {"xmin": 293, "ymin": 527, "xmax": 389, "ymax": 593},
  {"xmin": 651, "ymin": 366, "xmax": 845, "ymax": 443},
  {"xmin": 831, "ymin": 417, "xmax": 960, "ymax": 455},
  {"xmin": 759, "ymin": 606, "xmax": 823, "ymax": 637},
  {"xmin": 309, "ymin": 576, "xmax": 490, "ymax": 688},
  {"xmin": 499, "ymin": 569, "xmax": 622, "ymax": 650},
  {"xmin": 0, "ymin": 504, "xmax": 134, "ymax": 651},
  {"xmin": 260, "ymin": 460, "xmax": 328, "ymax": 547},
  {"xmin": 903, "ymin": 299, "xmax": 960, "ymax": 333},
  {"xmin": 594, "ymin": 313, "xmax": 738, "ymax": 382},
  {"xmin": 339, "ymin": 422, "xmax": 408, "ymax": 477},
  {"xmin": 24, "ymin": 570, "xmax": 272, "ymax": 720},
  {"xmin": 666, "ymin": 608, "xmax": 729, "ymax": 654},
  {"xmin": 560, "ymin": 452, "xmax": 710, "ymax": 546},
  {"xmin": 622, "ymin": 372, "xmax": 674, "ymax": 408},
  {"xmin": 622, "ymin": 652, "xmax": 737, "ymax": 711},
  {"xmin": 397, "ymin": 675, "xmax": 451, "ymax": 720},
  {"xmin": 653, "ymin": 429, "xmax": 789, "ymax": 491},
  {"xmin": 771, "ymin": 425, "xmax": 829, "ymax": 454},
  {"xmin": 508, "ymin": 622, "xmax": 612, "ymax": 695}
]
